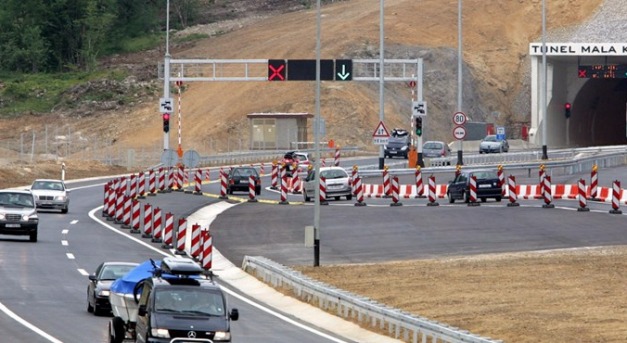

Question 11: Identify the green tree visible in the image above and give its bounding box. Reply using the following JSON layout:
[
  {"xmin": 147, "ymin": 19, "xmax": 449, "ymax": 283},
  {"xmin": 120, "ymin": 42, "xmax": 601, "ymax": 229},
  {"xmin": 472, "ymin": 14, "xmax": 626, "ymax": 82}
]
[{"xmin": 80, "ymin": 0, "xmax": 117, "ymax": 70}]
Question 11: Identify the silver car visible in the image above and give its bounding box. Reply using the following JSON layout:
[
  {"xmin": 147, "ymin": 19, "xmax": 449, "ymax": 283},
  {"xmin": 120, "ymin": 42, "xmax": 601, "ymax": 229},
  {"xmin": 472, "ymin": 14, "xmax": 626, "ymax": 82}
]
[
  {"xmin": 0, "ymin": 190, "xmax": 39, "ymax": 242},
  {"xmin": 30, "ymin": 179, "xmax": 70, "ymax": 213},
  {"xmin": 479, "ymin": 135, "xmax": 509, "ymax": 154},
  {"xmin": 422, "ymin": 141, "xmax": 451, "ymax": 158},
  {"xmin": 302, "ymin": 167, "xmax": 352, "ymax": 202}
]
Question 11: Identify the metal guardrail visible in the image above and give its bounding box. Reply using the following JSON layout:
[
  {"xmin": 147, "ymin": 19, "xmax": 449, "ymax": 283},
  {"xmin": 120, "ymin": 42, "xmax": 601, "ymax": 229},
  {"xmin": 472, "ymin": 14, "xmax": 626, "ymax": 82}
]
[
  {"xmin": 194, "ymin": 146, "xmax": 360, "ymax": 167},
  {"xmin": 243, "ymin": 256, "xmax": 502, "ymax": 343}
]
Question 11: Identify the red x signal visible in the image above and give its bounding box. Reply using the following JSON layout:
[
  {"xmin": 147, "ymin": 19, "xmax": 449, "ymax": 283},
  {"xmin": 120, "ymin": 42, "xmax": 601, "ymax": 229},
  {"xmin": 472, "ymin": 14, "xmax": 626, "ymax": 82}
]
[
  {"xmin": 268, "ymin": 60, "xmax": 286, "ymax": 81},
  {"xmin": 578, "ymin": 68, "xmax": 587, "ymax": 78}
]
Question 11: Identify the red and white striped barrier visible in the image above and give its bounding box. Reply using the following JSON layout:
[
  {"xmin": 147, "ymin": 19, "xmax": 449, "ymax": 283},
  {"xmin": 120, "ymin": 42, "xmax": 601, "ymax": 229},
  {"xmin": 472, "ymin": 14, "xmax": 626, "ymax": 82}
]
[
  {"xmin": 382, "ymin": 167, "xmax": 390, "ymax": 197},
  {"xmin": 138, "ymin": 172, "xmax": 146, "ymax": 198},
  {"xmin": 334, "ymin": 148, "xmax": 340, "ymax": 166},
  {"xmin": 427, "ymin": 175, "xmax": 439, "ymax": 206},
  {"xmin": 131, "ymin": 199, "xmax": 141, "ymax": 233},
  {"xmin": 176, "ymin": 165, "xmax": 184, "ymax": 191},
  {"xmin": 162, "ymin": 212, "xmax": 174, "ymax": 248},
  {"xmin": 175, "ymin": 218, "xmax": 187, "ymax": 255},
  {"xmin": 201, "ymin": 230, "xmax": 212, "ymax": 270},
  {"xmin": 148, "ymin": 169, "xmax": 156, "ymax": 196},
  {"xmin": 168, "ymin": 167, "xmax": 174, "ymax": 191},
  {"xmin": 204, "ymin": 169, "xmax": 211, "ymax": 182},
  {"xmin": 390, "ymin": 176, "xmax": 402, "ymax": 206},
  {"xmin": 279, "ymin": 175, "xmax": 289, "ymax": 205},
  {"xmin": 497, "ymin": 165, "xmax": 506, "ymax": 197},
  {"xmin": 248, "ymin": 175, "xmax": 258, "ymax": 202},
  {"xmin": 152, "ymin": 207, "xmax": 163, "ymax": 242},
  {"xmin": 115, "ymin": 190, "xmax": 124, "ymax": 223},
  {"xmin": 191, "ymin": 224, "xmax": 201, "ymax": 260},
  {"xmin": 542, "ymin": 175, "xmax": 554, "ymax": 208},
  {"xmin": 119, "ymin": 177, "xmax": 128, "ymax": 197},
  {"xmin": 468, "ymin": 175, "xmax": 479, "ymax": 206},
  {"xmin": 320, "ymin": 176, "xmax": 328, "ymax": 205},
  {"xmin": 103, "ymin": 183, "xmax": 110, "ymax": 217},
  {"xmin": 590, "ymin": 164, "xmax": 599, "ymax": 200},
  {"xmin": 610, "ymin": 180, "xmax": 622, "ymax": 214},
  {"xmin": 291, "ymin": 170, "xmax": 301, "ymax": 194},
  {"xmin": 539, "ymin": 166, "xmax": 546, "ymax": 199},
  {"xmin": 507, "ymin": 175, "xmax": 519, "ymax": 207},
  {"xmin": 158, "ymin": 167, "xmax": 166, "ymax": 193},
  {"xmin": 577, "ymin": 179, "xmax": 589, "ymax": 212},
  {"xmin": 129, "ymin": 174, "xmax": 137, "ymax": 199},
  {"xmin": 415, "ymin": 166, "xmax": 424, "ymax": 198},
  {"xmin": 194, "ymin": 169, "xmax": 203, "ymax": 195},
  {"xmin": 351, "ymin": 165, "xmax": 359, "ymax": 195},
  {"xmin": 271, "ymin": 163, "xmax": 278, "ymax": 189},
  {"xmin": 142, "ymin": 203, "xmax": 153, "ymax": 238},
  {"xmin": 354, "ymin": 176, "xmax": 366, "ymax": 206},
  {"xmin": 219, "ymin": 168, "xmax": 228, "ymax": 199},
  {"xmin": 122, "ymin": 195, "xmax": 132, "ymax": 228},
  {"xmin": 107, "ymin": 182, "xmax": 116, "ymax": 219}
]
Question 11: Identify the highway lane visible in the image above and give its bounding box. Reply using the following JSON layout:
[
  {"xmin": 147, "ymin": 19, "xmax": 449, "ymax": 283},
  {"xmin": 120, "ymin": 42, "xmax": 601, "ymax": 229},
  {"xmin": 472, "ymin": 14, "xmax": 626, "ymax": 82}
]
[{"xmin": 0, "ymin": 182, "xmax": 362, "ymax": 343}]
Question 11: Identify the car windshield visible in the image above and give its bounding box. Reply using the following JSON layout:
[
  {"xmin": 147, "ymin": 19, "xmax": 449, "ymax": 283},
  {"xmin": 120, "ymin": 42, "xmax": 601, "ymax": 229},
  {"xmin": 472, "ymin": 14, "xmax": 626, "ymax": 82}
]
[
  {"xmin": 32, "ymin": 181, "xmax": 64, "ymax": 191},
  {"xmin": 471, "ymin": 171, "xmax": 498, "ymax": 179},
  {"xmin": 320, "ymin": 169, "xmax": 348, "ymax": 179},
  {"xmin": 233, "ymin": 168, "xmax": 256, "ymax": 178},
  {"xmin": 294, "ymin": 154, "xmax": 308, "ymax": 162},
  {"xmin": 0, "ymin": 193, "xmax": 34, "ymax": 207},
  {"xmin": 100, "ymin": 264, "xmax": 137, "ymax": 280},
  {"xmin": 155, "ymin": 289, "xmax": 225, "ymax": 316},
  {"xmin": 424, "ymin": 142, "xmax": 443, "ymax": 149},
  {"xmin": 484, "ymin": 135, "xmax": 498, "ymax": 142}
]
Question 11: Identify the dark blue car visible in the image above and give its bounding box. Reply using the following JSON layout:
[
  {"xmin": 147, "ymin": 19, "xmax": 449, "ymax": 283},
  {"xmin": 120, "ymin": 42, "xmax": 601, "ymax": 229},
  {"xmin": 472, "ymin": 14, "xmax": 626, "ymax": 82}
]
[{"xmin": 447, "ymin": 169, "xmax": 502, "ymax": 203}]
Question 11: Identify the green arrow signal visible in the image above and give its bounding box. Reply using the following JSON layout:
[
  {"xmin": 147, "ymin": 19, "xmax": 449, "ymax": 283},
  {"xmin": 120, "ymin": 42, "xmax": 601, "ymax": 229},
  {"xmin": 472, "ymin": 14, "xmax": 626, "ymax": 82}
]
[
  {"xmin": 337, "ymin": 65, "xmax": 351, "ymax": 80},
  {"xmin": 335, "ymin": 59, "xmax": 352, "ymax": 81}
]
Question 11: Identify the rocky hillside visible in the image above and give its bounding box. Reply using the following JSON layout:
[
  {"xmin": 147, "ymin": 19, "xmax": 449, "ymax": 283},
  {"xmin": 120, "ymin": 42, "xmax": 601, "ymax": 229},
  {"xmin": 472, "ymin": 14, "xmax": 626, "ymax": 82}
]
[{"xmin": 0, "ymin": 0, "xmax": 606, "ymax": 169}]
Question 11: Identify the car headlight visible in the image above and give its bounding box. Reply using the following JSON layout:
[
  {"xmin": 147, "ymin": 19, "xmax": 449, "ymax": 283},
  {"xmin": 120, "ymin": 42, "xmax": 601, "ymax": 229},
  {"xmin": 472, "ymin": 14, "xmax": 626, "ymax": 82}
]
[
  {"xmin": 55, "ymin": 195, "xmax": 67, "ymax": 201},
  {"xmin": 21, "ymin": 214, "xmax": 31, "ymax": 221},
  {"xmin": 401, "ymin": 146, "xmax": 408, "ymax": 151},
  {"xmin": 383, "ymin": 145, "xmax": 388, "ymax": 149},
  {"xmin": 151, "ymin": 328, "xmax": 170, "ymax": 338},
  {"xmin": 213, "ymin": 331, "xmax": 231, "ymax": 341},
  {"xmin": 97, "ymin": 290, "xmax": 110, "ymax": 297},
  {"xmin": 0, "ymin": 214, "xmax": 5, "ymax": 220}
]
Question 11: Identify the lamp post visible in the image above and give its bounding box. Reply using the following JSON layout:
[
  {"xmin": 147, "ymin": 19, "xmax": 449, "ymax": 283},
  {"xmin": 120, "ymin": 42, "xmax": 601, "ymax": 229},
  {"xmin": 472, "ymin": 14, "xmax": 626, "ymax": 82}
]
[
  {"xmin": 456, "ymin": 0, "xmax": 464, "ymax": 165},
  {"xmin": 378, "ymin": 0, "xmax": 385, "ymax": 170},
  {"xmin": 541, "ymin": 0, "xmax": 548, "ymax": 160},
  {"xmin": 163, "ymin": 0, "xmax": 171, "ymax": 151},
  {"xmin": 313, "ymin": 0, "xmax": 322, "ymax": 267}
]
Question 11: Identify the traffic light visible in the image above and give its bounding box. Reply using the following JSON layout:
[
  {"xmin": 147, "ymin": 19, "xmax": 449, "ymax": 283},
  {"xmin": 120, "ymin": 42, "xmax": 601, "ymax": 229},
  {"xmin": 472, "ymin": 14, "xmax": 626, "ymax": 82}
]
[
  {"xmin": 414, "ymin": 116, "xmax": 423, "ymax": 136},
  {"xmin": 564, "ymin": 102, "xmax": 571, "ymax": 119},
  {"xmin": 163, "ymin": 113, "xmax": 170, "ymax": 133}
]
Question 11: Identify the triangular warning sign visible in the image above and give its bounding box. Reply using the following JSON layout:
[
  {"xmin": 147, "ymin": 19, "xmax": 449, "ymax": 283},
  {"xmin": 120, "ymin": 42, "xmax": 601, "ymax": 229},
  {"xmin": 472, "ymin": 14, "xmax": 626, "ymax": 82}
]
[{"xmin": 372, "ymin": 121, "xmax": 390, "ymax": 138}]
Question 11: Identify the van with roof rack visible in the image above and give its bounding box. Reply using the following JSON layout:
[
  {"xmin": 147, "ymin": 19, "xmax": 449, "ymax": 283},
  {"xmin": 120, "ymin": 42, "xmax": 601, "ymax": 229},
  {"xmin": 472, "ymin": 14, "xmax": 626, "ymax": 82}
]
[{"xmin": 108, "ymin": 257, "xmax": 238, "ymax": 343}]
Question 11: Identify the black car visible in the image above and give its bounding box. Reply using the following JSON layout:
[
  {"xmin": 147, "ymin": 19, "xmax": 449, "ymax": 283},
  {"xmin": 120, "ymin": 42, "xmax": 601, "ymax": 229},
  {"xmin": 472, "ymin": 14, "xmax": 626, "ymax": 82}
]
[
  {"xmin": 87, "ymin": 262, "xmax": 139, "ymax": 316},
  {"xmin": 447, "ymin": 169, "xmax": 502, "ymax": 203},
  {"xmin": 130, "ymin": 257, "xmax": 239, "ymax": 343},
  {"xmin": 384, "ymin": 128, "xmax": 410, "ymax": 159},
  {"xmin": 226, "ymin": 167, "xmax": 261, "ymax": 195}
]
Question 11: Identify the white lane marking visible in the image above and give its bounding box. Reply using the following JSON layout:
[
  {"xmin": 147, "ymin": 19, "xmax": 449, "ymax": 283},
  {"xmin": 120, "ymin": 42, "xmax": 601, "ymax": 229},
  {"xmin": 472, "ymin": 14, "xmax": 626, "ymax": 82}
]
[
  {"xmin": 61, "ymin": 240, "xmax": 68, "ymax": 246},
  {"xmin": 66, "ymin": 253, "xmax": 75, "ymax": 260},
  {"xmin": 77, "ymin": 269, "xmax": 89, "ymax": 276},
  {"xmin": 70, "ymin": 220, "xmax": 78, "ymax": 225},
  {"xmin": 0, "ymin": 302, "xmax": 63, "ymax": 343},
  {"xmin": 88, "ymin": 207, "xmax": 351, "ymax": 343},
  {"xmin": 61, "ymin": 229, "xmax": 69, "ymax": 235}
]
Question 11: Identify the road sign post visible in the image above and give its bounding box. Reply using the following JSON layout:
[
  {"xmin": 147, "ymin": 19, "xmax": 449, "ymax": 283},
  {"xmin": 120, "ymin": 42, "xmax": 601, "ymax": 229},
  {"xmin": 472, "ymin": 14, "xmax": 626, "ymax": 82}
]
[
  {"xmin": 372, "ymin": 121, "xmax": 390, "ymax": 145},
  {"xmin": 453, "ymin": 126, "xmax": 467, "ymax": 140}
]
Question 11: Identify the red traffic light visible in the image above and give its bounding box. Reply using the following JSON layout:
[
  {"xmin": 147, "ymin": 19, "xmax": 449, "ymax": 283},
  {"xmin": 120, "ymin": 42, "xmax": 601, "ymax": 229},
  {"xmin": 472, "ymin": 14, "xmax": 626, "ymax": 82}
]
[
  {"xmin": 564, "ymin": 102, "xmax": 571, "ymax": 110},
  {"xmin": 163, "ymin": 113, "xmax": 170, "ymax": 120}
]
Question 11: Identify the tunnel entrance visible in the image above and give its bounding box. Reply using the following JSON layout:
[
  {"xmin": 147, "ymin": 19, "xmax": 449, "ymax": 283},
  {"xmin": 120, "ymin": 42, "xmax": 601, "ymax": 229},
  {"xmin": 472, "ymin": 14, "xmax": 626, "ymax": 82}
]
[{"xmin": 570, "ymin": 79, "xmax": 627, "ymax": 147}]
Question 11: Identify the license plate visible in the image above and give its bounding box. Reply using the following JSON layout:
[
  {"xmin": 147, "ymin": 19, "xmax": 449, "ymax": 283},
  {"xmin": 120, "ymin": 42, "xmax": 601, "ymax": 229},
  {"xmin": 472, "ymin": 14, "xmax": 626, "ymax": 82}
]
[
  {"xmin": 329, "ymin": 184, "xmax": 343, "ymax": 189},
  {"xmin": 5, "ymin": 224, "xmax": 21, "ymax": 228},
  {"xmin": 389, "ymin": 151, "xmax": 397, "ymax": 154},
  {"xmin": 478, "ymin": 184, "xmax": 491, "ymax": 188}
]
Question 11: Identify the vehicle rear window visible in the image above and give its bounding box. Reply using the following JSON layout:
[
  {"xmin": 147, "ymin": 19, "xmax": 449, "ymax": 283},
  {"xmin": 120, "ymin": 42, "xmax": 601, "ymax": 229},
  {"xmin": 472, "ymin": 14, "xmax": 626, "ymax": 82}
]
[{"xmin": 472, "ymin": 171, "xmax": 497, "ymax": 179}]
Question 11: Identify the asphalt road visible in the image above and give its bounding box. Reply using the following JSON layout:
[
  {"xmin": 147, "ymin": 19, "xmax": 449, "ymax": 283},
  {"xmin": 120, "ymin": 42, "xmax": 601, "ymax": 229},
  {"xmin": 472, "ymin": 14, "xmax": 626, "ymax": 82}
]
[{"xmin": 1, "ymin": 157, "xmax": 626, "ymax": 342}]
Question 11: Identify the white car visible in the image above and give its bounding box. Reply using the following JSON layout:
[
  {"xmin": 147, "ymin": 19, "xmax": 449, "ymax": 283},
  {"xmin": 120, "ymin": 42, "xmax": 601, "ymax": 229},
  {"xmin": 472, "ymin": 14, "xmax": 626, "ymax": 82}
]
[
  {"xmin": 302, "ymin": 167, "xmax": 352, "ymax": 202},
  {"xmin": 479, "ymin": 135, "xmax": 509, "ymax": 154},
  {"xmin": 30, "ymin": 179, "xmax": 70, "ymax": 213}
]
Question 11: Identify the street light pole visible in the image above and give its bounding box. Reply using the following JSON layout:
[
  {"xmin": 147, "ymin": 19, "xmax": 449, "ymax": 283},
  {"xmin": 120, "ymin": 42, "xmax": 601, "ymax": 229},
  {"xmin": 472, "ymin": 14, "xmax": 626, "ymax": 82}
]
[
  {"xmin": 163, "ymin": 0, "xmax": 171, "ymax": 151},
  {"xmin": 378, "ymin": 0, "xmax": 385, "ymax": 170},
  {"xmin": 541, "ymin": 0, "xmax": 548, "ymax": 160},
  {"xmin": 456, "ymin": 0, "xmax": 464, "ymax": 165},
  {"xmin": 313, "ymin": 0, "xmax": 322, "ymax": 267}
]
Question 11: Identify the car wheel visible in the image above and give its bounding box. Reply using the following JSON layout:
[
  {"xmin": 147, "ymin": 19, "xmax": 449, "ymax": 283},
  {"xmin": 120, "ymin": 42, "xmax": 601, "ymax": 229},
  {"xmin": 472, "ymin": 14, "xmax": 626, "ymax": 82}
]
[
  {"xmin": 346, "ymin": 194, "xmax": 352, "ymax": 201},
  {"xmin": 87, "ymin": 296, "xmax": 94, "ymax": 313},
  {"xmin": 255, "ymin": 187, "xmax": 261, "ymax": 195},
  {"xmin": 479, "ymin": 151, "xmax": 483, "ymax": 154},
  {"xmin": 303, "ymin": 191, "xmax": 310, "ymax": 202},
  {"xmin": 61, "ymin": 207, "xmax": 68, "ymax": 214},
  {"xmin": 110, "ymin": 316, "xmax": 126, "ymax": 343},
  {"xmin": 334, "ymin": 196, "xmax": 340, "ymax": 201},
  {"xmin": 496, "ymin": 196, "xmax": 502, "ymax": 202},
  {"xmin": 464, "ymin": 191, "xmax": 470, "ymax": 203},
  {"xmin": 481, "ymin": 197, "xmax": 487, "ymax": 203},
  {"xmin": 93, "ymin": 301, "xmax": 101, "ymax": 316},
  {"xmin": 499, "ymin": 146, "xmax": 503, "ymax": 153},
  {"xmin": 29, "ymin": 232, "xmax": 37, "ymax": 242},
  {"xmin": 448, "ymin": 192, "xmax": 455, "ymax": 203}
]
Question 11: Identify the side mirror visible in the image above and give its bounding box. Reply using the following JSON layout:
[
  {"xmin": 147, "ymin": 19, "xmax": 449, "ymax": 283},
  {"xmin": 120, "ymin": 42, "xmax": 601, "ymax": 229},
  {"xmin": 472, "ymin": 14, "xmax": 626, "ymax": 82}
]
[
  {"xmin": 88, "ymin": 274, "xmax": 97, "ymax": 281},
  {"xmin": 138, "ymin": 305, "xmax": 147, "ymax": 317},
  {"xmin": 448, "ymin": 180, "xmax": 453, "ymax": 184},
  {"xmin": 230, "ymin": 308, "xmax": 239, "ymax": 321}
]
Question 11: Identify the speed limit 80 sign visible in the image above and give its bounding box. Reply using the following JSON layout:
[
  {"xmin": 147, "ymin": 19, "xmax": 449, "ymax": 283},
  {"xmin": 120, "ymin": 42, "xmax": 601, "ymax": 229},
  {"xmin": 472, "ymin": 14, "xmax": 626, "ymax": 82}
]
[{"xmin": 452, "ymin": 112, "xmax": 467, "ymax": 126}]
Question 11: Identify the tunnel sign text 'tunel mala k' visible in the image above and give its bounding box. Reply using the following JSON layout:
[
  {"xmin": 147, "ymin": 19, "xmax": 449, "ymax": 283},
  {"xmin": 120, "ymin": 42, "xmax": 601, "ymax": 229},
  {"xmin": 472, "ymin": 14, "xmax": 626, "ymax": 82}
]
[{"xmin": 529, "ymin": 43, "xmax": 627, "ymax": 56}]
